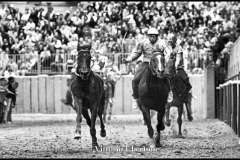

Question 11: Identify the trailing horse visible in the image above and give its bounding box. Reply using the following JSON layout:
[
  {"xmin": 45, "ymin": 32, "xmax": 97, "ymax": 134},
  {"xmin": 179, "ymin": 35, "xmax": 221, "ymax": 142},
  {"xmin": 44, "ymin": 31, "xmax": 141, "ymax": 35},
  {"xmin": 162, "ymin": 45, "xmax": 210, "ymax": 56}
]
[
  {"xmin": 137, "ymin": 51, "xmax": 175, "ymax": 148},
  {"xmin": 164, "ymin": 51, "xmax": 193, "ymax": 138},
  {"xmin": 70, "ymin": 44, "xmax": 106, "ymax": 151},
  {"xmin": 164, "ymin": 70, "xmax": 193, "ymax": 137}
]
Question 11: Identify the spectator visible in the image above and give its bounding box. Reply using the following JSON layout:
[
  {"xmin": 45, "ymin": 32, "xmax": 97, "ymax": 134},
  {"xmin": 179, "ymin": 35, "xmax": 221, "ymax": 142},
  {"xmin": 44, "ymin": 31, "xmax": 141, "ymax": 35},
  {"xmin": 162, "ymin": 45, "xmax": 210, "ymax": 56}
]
[
  {"xmin": 3, "ymin": 66, "xmax": 16, "ymax": 78},
  {"xmin": 0, "ymin": 1, "xmax": 238, "ymax": 75},
  {"xmin": 2, "ymin": 76, "xmax": 17, "ymax": 124},
  {"xmin": 20, "ymin": 7, "xmax": 30, "ymax": 23}
]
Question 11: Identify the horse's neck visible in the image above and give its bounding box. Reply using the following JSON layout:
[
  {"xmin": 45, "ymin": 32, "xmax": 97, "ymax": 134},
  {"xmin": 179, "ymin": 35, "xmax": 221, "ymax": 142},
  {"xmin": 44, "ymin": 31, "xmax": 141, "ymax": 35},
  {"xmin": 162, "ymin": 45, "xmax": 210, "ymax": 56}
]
[{"xmin": 146, "ymin": 71, "xmax": 159, "ymax": 84}]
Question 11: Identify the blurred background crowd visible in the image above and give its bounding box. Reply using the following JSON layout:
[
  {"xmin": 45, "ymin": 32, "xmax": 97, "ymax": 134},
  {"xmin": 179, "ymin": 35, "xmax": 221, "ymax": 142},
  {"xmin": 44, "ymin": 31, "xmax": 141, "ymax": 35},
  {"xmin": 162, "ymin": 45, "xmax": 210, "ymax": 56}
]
[{"xmin": 0, "ymin": 1, "xmax": 239, "ymax": 77}]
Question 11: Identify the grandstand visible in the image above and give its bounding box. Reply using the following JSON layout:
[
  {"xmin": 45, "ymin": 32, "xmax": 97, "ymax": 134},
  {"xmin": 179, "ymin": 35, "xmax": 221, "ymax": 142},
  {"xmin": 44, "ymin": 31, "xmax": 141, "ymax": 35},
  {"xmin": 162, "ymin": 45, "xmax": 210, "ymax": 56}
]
[{"xmin": 0, "ymin": 1, "xmax": 238, "ymax": 76}]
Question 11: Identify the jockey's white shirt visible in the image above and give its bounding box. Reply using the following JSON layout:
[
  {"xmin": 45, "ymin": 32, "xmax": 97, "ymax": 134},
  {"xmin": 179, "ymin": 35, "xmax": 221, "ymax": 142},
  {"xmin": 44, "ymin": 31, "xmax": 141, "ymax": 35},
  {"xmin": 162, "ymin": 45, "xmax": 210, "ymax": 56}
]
[{"xmin": 127, "ymin": 38, "xmax": 171, "ymax": 63}]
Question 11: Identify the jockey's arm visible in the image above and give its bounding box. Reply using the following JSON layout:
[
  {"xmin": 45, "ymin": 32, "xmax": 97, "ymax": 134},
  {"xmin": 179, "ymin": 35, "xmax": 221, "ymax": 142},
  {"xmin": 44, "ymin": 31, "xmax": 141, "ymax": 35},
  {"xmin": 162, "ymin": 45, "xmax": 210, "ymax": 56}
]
[{"xmin": 125, "ymin": 42, "xmax": 143, "ymax": 62}]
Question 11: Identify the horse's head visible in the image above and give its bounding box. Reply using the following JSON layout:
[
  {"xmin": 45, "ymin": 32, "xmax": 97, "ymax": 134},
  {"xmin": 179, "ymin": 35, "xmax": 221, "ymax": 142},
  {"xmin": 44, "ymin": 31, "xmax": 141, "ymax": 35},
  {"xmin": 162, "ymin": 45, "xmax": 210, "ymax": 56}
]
[
  {"xmin": 165, "ymin": 51, "xmax": 177, "ymax": 78},
  {"xmin": 150, "ymin": 51, "xmax": 167, "ymax": 79},
  {"xmin": 165, "ymin": 51, "xmax": 183, "ymax": 78},
  {"xmin": 76, "ymin": 44, "xmax": 92, "ymax": 80}
]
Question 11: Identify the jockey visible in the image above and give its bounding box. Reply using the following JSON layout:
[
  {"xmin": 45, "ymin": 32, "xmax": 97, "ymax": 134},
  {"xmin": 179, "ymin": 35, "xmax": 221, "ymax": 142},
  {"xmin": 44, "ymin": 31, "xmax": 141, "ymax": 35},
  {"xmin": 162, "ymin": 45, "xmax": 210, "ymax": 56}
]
[{"xmin": 123, "ymin": 27, "xmax": 172, "ymax": 109}]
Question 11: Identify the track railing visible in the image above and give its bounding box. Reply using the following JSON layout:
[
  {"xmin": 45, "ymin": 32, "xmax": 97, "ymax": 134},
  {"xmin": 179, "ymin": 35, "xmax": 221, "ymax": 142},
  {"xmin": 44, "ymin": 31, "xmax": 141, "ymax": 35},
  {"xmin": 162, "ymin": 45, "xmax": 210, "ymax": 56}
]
[{"xmin": 216, "ymin": 80, "xmax": 240, "ymax": 137}]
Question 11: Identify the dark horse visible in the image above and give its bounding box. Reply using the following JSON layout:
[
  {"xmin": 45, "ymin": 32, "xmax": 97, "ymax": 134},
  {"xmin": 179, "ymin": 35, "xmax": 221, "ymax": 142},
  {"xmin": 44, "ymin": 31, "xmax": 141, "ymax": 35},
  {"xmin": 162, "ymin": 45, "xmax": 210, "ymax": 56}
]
[
  {"xmin": 70, "ymin": 44, "xmax": 106, "ymax": 151},
  {"xmin": 137, "ymin": 51, "xmax": 175, "ymax": 148},
  {"xmin": 164, "ymin": 53, "xmax": 193, "ymax": 138}
]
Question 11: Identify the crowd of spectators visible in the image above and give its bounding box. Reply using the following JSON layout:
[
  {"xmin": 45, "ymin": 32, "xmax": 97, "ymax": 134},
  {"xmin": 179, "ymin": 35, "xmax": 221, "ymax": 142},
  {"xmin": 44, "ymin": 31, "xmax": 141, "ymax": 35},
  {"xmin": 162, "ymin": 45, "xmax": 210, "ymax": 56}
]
[{"xmin": 0, "ymin": 1, "xmax": 239, "ymax": 76}]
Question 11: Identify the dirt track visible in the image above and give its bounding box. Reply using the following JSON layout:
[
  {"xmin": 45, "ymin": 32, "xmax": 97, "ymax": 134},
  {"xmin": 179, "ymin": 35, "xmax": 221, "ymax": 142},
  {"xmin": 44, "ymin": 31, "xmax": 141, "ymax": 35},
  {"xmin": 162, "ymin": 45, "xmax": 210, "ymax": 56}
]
[{"xmin": 0, "ymin": 114, "xmax": 240, "ymax": 158}]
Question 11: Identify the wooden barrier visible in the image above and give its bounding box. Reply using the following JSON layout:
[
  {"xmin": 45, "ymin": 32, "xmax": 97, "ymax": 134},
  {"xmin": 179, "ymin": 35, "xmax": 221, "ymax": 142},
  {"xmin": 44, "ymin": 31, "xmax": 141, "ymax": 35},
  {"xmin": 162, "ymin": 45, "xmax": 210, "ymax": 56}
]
[
  {"xmin": 238, "ymin": 83, "xmax": 240, "ymax": 137},
  {"xmin": 189, "ymin": 74, "xmax": 207, "ymax": 119},
  {"xmin": 216, "ymin": 81, "xmax": 240, "ymax": 137},
  {"xmin": 4, "ymin": 74, "xmax": 207, "ymax": 119}
]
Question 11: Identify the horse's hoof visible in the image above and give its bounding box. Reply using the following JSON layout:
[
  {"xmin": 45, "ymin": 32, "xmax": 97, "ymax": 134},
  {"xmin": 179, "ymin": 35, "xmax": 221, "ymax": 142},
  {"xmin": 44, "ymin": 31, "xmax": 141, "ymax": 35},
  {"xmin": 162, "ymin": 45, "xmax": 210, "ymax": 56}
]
[
  {"xmin": 100, "ymin": 130, "xmax": 106, "ymax": 137},
  {"xmin": 74, "ymin": 132, "xmax": 81, "ymax": 140},
  {"xmin": 92, "ymin": 143, "xmax": 100, "ymax": 151},
  {"xmin": 74, "ymin": 135, "xmax": 81, "ymax": 140},
  {"xmin": 188, "ymin": 115, "xmax": 193, "ymax": 121},
  {"xmin": 165, "ymin": 120, "xmax": 171, "ymax": 127},
  {"xmin": 155, "ymin": 141, "xmax": 162, "ymax": 148}
]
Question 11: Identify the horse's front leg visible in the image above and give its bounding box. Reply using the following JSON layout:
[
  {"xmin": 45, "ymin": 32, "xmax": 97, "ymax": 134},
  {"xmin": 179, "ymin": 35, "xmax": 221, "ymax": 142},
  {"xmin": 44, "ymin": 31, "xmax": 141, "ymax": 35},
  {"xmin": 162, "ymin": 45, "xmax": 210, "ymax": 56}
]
[
  {"xmin": 164, "ymin": 102, "xmax": 171, "ymax": 127},
  {"xmin": 177, "ymin": 103, "xmax": 184, "ymax": 138},
  {"xmin": 98, "ymin": 111, "xmax": 106, "ymax": 138},
  {"xmin": 82, "ymin": 108, "xmax": 91, "ymax": 127},
  {"xmin": 90, "ymin": 103, "xmax": 100, "ymax": 151},
  {"xmin": 155, "ymin": 110, "xmax": 165, "ymax": 148},
  {"xmin": 73, "ymin": 97, "xmax": 83, "ymax": 139},
  {"xmin": 141, "ymin": 104, "xmax": 154, "ymax": 148}
]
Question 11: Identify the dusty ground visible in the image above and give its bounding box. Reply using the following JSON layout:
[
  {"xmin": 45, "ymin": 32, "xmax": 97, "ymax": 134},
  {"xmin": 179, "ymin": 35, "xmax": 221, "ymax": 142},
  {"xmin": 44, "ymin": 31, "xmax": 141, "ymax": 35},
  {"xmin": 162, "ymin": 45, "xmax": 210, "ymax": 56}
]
[{"xmin": 0, "ymin": 113, "xmax": 240, "ymax": 158}]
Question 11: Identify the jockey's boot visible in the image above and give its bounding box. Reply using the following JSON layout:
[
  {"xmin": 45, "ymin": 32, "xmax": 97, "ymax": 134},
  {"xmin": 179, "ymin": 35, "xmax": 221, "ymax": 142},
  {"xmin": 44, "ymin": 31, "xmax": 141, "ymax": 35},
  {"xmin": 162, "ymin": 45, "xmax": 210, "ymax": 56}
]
[{"xmin": 132, "ymin": 98, "xmax": 139, "ymax": 109}]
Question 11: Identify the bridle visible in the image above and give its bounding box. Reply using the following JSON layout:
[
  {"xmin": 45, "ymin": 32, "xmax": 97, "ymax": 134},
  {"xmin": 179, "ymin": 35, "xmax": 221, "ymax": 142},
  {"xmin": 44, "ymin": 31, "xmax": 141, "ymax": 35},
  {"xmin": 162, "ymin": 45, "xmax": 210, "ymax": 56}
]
[
  {"xmin": 75, "ymin": 50, "xmax": 94, "ymax": 80},
  {"xmin": 149, "ymin": 52, "xmax": 176, "ymax": 97},
  {"xmin": 149, "ymin": 52, "xmax": 167, "ymax": 79}
]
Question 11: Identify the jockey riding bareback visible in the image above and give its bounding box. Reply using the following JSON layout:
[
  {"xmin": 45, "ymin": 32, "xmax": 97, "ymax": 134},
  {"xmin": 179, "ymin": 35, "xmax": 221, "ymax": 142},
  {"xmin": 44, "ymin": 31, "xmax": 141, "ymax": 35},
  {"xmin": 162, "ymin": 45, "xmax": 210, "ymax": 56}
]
[{"xmin": 123, "ymin": 27, "xmax": 176, "ymax": 109}]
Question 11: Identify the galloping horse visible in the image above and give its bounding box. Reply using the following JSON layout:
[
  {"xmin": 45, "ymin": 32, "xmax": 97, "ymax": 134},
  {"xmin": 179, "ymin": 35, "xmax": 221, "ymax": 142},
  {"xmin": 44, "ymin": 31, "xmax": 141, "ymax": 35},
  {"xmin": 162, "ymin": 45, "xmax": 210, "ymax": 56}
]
[
  {"xmin": 70, "ymin": 44, "xmax": 106, "ymax": 151},
  {"xmin": 164, "ymin": 53, "xmax": 193, "ymax": 138},
  {"xmin": 137, "ymin": 51, "xmax": 175, "ymax": 148}
]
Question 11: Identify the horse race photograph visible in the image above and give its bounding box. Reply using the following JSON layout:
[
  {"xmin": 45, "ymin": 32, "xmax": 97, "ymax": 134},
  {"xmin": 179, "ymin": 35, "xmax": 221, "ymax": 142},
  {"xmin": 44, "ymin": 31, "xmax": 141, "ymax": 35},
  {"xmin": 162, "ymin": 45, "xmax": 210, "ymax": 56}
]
[{"xmin": 0, "ymin": 1, "xmax": 240, "ymax": 159}]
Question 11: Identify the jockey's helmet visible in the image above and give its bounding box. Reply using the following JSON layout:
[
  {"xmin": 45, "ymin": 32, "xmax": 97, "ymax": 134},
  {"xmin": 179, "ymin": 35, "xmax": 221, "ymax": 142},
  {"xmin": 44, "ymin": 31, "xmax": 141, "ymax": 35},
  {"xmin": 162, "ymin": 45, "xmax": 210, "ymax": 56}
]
[
  {"xmin": 147, "ymin": 28, "xmax": 159, "ymax": 44},
  {"xmin": 147, "ymin": 28, "xmax": 159, "ymax": 35}
]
